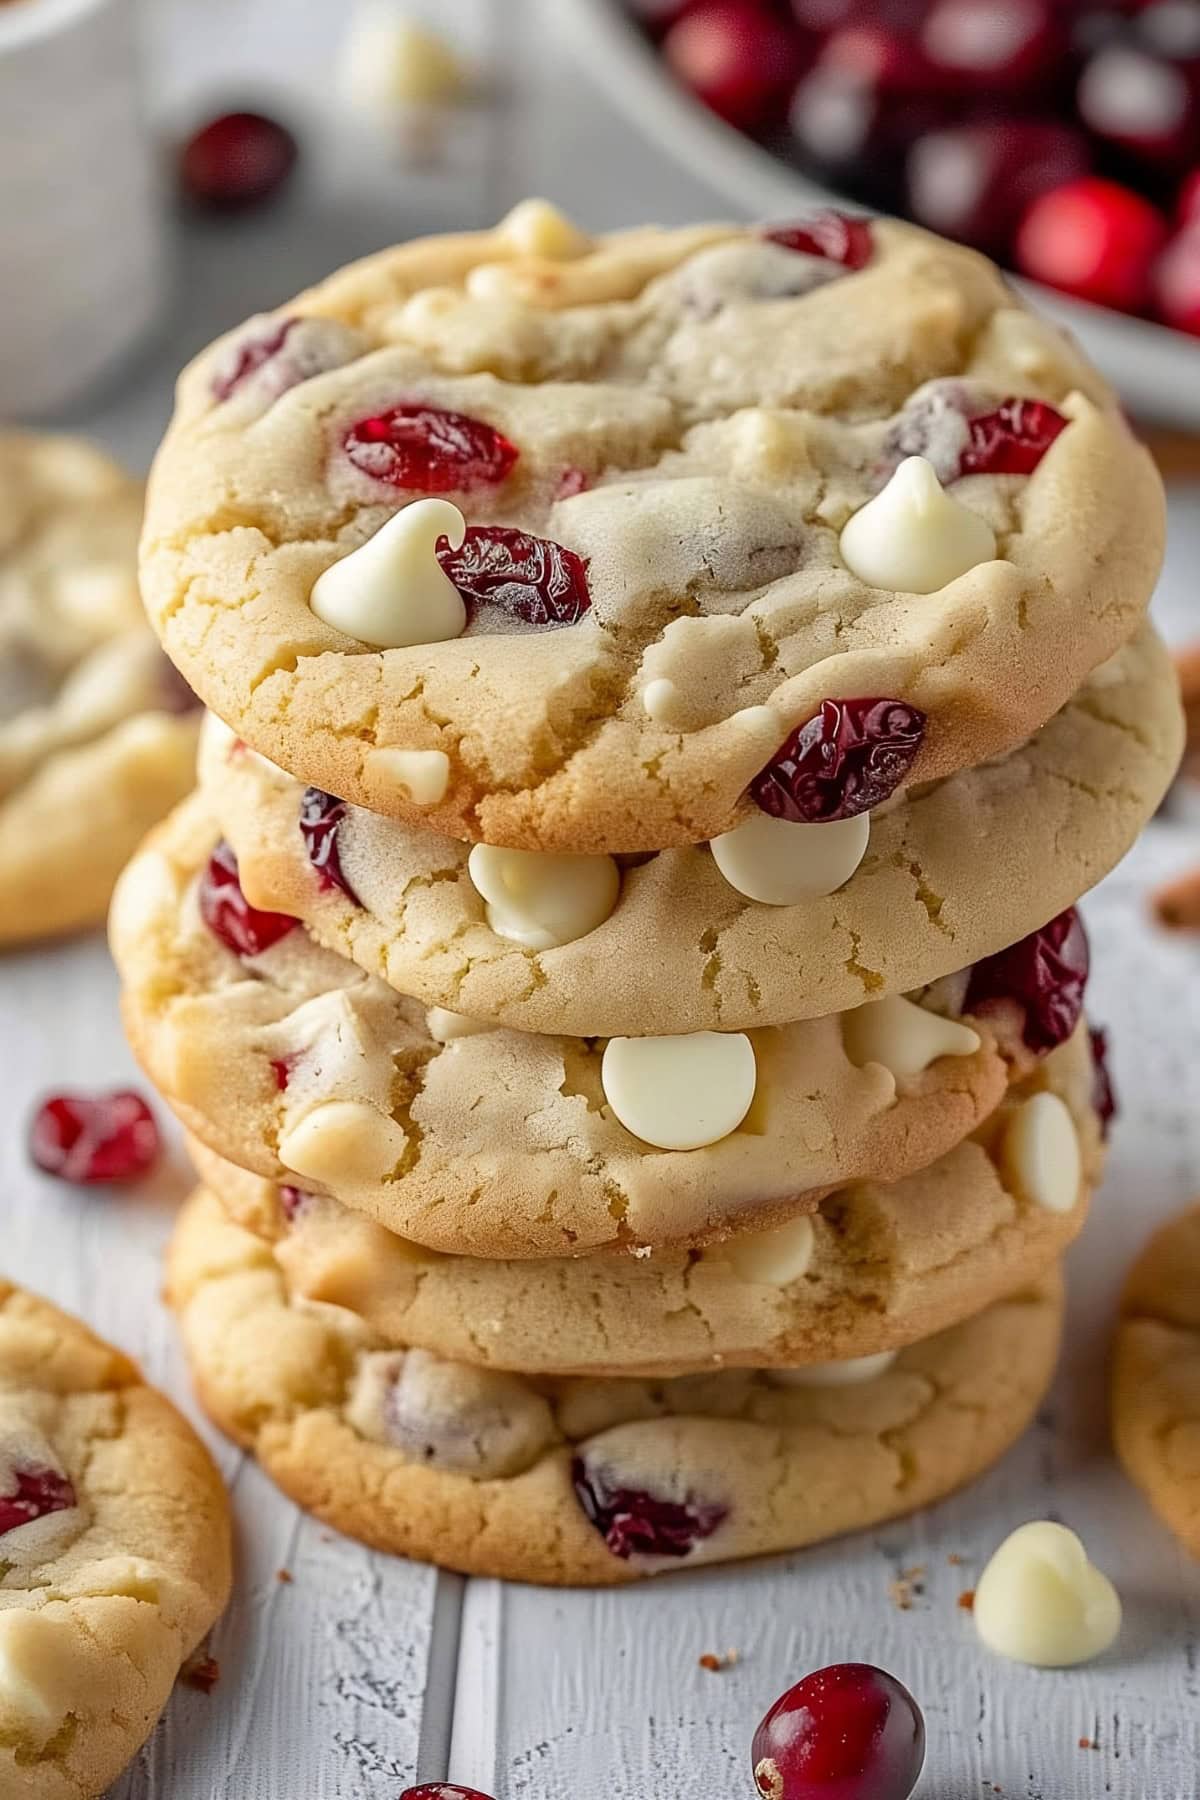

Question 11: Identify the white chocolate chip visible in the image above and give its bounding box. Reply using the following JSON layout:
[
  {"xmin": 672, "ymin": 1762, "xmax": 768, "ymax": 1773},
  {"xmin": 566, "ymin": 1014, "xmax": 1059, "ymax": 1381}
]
[
  {"xmin": 1002, "ymin": 1093, "xmax": 1081, "ymax": 1214},
  {"xmin": 467, "ymin": 843, "xmax": 619, "ymax": 951},
  {"xmin": 367, "ymin": 746, "xmax": 450, "ymax": 806},
  {"xmin": 842, "ymin": 993, "xmax": 981, "ymax": 1081},
  {"xmin": 0, "ymin": 1610, "xmax": 81, "ymax": 1731},
  {"xmin": 710, "ymin": 811, "xmax": 869, "ymax": 906},
  {"xmin": 338, "ymin": 2, "xmax": 466, "ymax": 113},
  {"xmin": 724, "ymin": 1213, "xmax": 815, "ymax": 1286},
  {"xmin": 973, "ymin": 1522, "xmax": 1121, "ymax": 1668},
  {"xmin": 279, "ymin": 1101, "xmax": 408, "ymax": 1188},
  {"xmin": 310, "ymin": 499, "xmax": 467, "ymax": 649},
  {"xmin": 642, "ymin": 677, "xmax": 684, "ymax": 725},
  {"xmin": 500, "ymin": 198, "xmax": 591, "ymax": 261},
  {"xmin": 839, "ymin": 455, "xmax": 997, "ymax": 593},
  {"xmin": 770, "ymin": 1350, "xmax": 898, "ymax": 1387},
  {"xmin": 426, "ymin": 1006, "xmax": 489, "ymax": 1043},
  {"xmin": 600, "ymin": 1032, "xmax": 757, "ymax": 1151}
]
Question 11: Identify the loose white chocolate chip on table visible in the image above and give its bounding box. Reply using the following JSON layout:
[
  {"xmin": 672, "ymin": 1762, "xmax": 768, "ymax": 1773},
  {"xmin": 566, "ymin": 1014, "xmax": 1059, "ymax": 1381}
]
[
  {"xmin": 842, "ymin": 993, "xmax": 981, "ymax": 1081},
  {"xmin": 973, "ymin": 1522, "xmax": 1121, "ymax": 1668},
  {"xmin": 309, "ymin": 499, "xmax": 467, "ymax": 649},
  {"xmin": 770, "ymin": 1350, "xmax": 899, "ymax": 1388},
  {"xmin": 723, "ymin": 1213, "xmax": 815, "ymax": 1286},
  {"xmin": 338, "ymin": 2, "xmax": 466, "ymax": 113},
  {"xmin": 1002, "ymin": 1092, "xmax": 1082, "ymax": 1214},
  {"xmin": 279, "ymin": 1101, "xmax": 408, "ymax": 1188},
  {"xmin": 367, "ymin": 746, "xmax": 450, "ymax": 806},
  {"xmin": 600, "ymin": 1031, "xmax": 757, "ymax": 1152},
  {"xmin": 500, "ymin": 197, "xmax": 591, "ymax": 260},
  {"xmin": 641, "ymin": 677, "xmax": 684, "ymax": 725},
  {"xmin": 839, "ymin": 455, "xmax": 997, "ymax": 593},
  {"xmin": 425, "ymin": 1006, "xmax": 489, "ymax": 1043},
  {"xmin": 710, "ymin": 811, "xmax": 870, "ymax": 905},
  {"xmin": 467, "ymin": 843, "xmax": 620, "ymax": 951}
]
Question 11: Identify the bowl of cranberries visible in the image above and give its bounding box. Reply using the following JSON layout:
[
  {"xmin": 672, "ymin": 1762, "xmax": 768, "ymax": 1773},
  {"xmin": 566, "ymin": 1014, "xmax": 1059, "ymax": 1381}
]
[{"xmin": 562, "ymin": 0, "xmax": 1200, "ymax": 424}]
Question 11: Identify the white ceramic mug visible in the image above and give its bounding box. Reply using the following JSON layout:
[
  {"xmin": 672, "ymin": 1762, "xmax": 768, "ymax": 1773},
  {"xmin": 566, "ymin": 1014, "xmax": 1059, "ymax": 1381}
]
[{"xmin": 0, "ymin": 0, "xmax": 167, "ymax": 417}]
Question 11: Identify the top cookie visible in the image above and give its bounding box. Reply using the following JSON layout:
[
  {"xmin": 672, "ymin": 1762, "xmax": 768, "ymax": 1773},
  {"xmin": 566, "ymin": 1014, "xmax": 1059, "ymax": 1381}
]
[{"xmin": 141, "ymin": 201, "xmax": 1163, "ymax": 852}]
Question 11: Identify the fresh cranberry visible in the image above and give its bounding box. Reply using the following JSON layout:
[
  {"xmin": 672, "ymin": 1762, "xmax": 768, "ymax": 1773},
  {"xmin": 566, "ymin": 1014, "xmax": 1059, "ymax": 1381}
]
[
  {"xmin": 763, "ymin": 212, "xmax": 874, "ymax": 269},
  {"xmin": 789, "ymin": 66, "xmax": 947, "ymax": 209},
  {"xmin": 0, "ymin": 1466, "xmax": 76, "ymax": 1536},
  {"xmin": 1077, "ymin": 45, "xmax": 1196, "ymax": 170},
  {"xmin": 179, "ymin": 110, "xmax": 298, "ymax": 210},
  {"xmin": 270, "ymin": 1058, "xmax": 294, "ymax": 1093},
  {"xmin": 1179, "ymin": 168, "xmax": 1200, "ymax": 225},
  {"xmin": 343, "ymin": 406, "xmax": 518, "ymax": 495},
  {"xmin": 960, "ymin": 397, "xmax": 1069, "ymax": 476},
  {"xmin": 920, "ymin": 0, "xmax": 1063, "ymax": 97},
  {"xmin": 662, "ymin": 2, "xmax": 804, "ymax": 128},
  {"xmin": 210, "ymin": 318, "xmax": 298, "ymax": 403},
  {"xmin": 299, "ymin": 789, "xmax": 361, "ymax": 904},
  {"xmin": 627, "ymin": 0, "xmax": 695, "ymax": 31},
  {"xmin": 752, "ymin": 1664, "xmax": 925, "ymax": 1800},
  {"xmin": 965, "ymin": 908, "xmax": 1089, "ymax": 1054},
  {"xmin": 751, "ymin": 698, "xmax": 925, "ymax": 824},
  {"xmin": 1154, "ymin": 223, "xmax": 1200, "ymax": 334},
  {"xmin": 907, "ymin": 120, "xmax": 1091, "ymax": 255},
  {"xmin": 1089, "ymin": 1025, "xmax": 1118, "ymax": 1137},
  {"xmin": 439, "ymin": 526, "xmax": 591, "ymax": 628},
  {"xmin": 571, "ymin": 1456, "xmax": 727, "ymax": 1558},
  {"xmin": 30, "ymin": 1092, "xmax": 159, "ymax": 1185},
  {"xmin": 199, "ymin": 841, "xmax": 299, "ymax": 958},
  {"xmin": 1015, "ymin": 176, "xmax": 1169, "ymax": 311},
  {"xmin": 399, "ymin": 1787, "xmax": 496, "ymax": 1800},
  {"xmin": 816, "ymin": 23, "xmax": 943, "ymax": 97}
]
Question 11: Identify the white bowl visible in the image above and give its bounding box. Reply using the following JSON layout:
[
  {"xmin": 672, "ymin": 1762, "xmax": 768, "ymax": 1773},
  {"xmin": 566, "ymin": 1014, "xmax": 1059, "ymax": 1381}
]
[{"xmin": 561, "ymin": 0, "xmax": 1200, "ymax": 429}]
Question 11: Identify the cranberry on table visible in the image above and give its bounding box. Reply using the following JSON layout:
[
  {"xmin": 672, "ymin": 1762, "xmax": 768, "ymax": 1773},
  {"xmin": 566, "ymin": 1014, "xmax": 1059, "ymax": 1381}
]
[
  {"xmin": 179, "ymin": 110, "xmax": 298, "ymax": 210},
  {"xmin": 907, "ymin": 119, "xmax": 1090, "ymax": 254},
  {"xmin": 343, "ymin": 405, "xmax": 519, "ymax": 495},
  {"xmin": 751, "ymin": 697, "xmax": 926, "ymax": 825},
  {"xmin": 30, "ymin": 1092, "xmax": 160, "ymax": 1185},
  {"xmin": 1015, "ymin": 176, "xmax": 1169, "ymax": 312},
  {"xmin": 199, "ymin": 840, "xmax": 299, "ymax": 958},
  {"xmin": 752, "ymin": 1663, "xmax": 925, "ymax": 1800},
  {"xmin": 663, "ymin": 1, "xmax": 805, "ymax": 128}
]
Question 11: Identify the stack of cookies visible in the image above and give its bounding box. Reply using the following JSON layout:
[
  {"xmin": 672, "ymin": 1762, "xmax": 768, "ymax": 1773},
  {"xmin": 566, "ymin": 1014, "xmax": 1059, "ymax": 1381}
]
[{"xmin": 111, "ymin": 202, "xmax": 1181, "ymax": 1584}]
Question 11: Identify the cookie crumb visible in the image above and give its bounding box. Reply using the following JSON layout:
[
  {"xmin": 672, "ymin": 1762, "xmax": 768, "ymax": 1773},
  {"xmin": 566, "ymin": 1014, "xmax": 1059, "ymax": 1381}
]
[
  {"xmin": 277, "ymin": 1568, "xmax": 294, "ymax": 1583},
  {"xmin": 957, "ymin": 1589, "xmax": 976, "ymax": 1611},
  {"xmin": 1078, "ymin": 1737, "xmax": 1098, "ymax": 1751},
  {"xmin": 947, "ymin": 1551, "xmax": 964, "ymax": 1565},
  {"xmin": 182, "ymin": 1652, "xmax": 220, "ymax": 1694},
  {"xmin": 698, "ymin": 1648, "xmax": 740, "ymax": 1672},
  {"xmin": 889, "ymin": 1564, "xmax": 926, "ymax": 1610}
]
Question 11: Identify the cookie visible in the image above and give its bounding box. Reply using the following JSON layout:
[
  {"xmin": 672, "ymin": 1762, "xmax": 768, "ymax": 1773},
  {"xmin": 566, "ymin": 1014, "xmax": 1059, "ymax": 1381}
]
[
  {"xmin": 140, "ymin": 202, "xmax": 1163, "ymax": 852},
  {"xmin": 188, "ymin": 1021, "xmax": 1100, "ymax": 1377},
  {"xmin": 111, "ymin": 795, "xmax": 1048, "ymax": 1259},
  {"xmin": 197, "ymin": 625, "xmax": 1182, "ymax": 1036},
  {"xmin": 1112, "ymin": 1203, "xmax": 1200, "ymax": 1557},
  {"xmin": 0, "ymin": 1279, "xmax": 231, "ymax": 1800},
  {"xmin": 0, "ymin": 431, "xmax": 198, "ymax": 945},
  {"xmin": 167, "ymin": 1191, "xmax": 1063, "ymax": 1585}
]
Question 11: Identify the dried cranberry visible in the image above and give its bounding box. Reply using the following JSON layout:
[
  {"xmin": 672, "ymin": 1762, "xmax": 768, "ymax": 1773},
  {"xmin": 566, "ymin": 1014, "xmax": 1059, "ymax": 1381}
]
[
  {"xmin": 1089, "ymin": 1025, "xmax": 1117, "ymax": 1138},
  {"xmin": 571, "ymin": 1455, "xmax": 727, "ymax": 1558},
  {"xmin": 199, "ymin": 841, "xmax": 299, "ymax": 958},
  {"xmin": 965, "ymin": 908, "xmax": 1090, "ymax": 1054},
  {"xmin": 399, "ymin": 1787, "xmax": 496, "ymax": 1800},
  {"xmin": 1015, "ymin": 177, "xmax": 1169, "ymax": 313},
  {"xmin": 752, "ymin": 1663, "xmax": 925, "ymax": 1800},
  {"xmin": 180, "ymin": 110, "xmax": 298, "ymax": 210},
  {"xmin": 343, "ymin": 406, "xmax": 518, "ymax": 494},
  {"xmin": 30, "ymin": 1092, "xmax": 159, "ymax": 1185},
  {"xmin": 751, "ymin": 698, "xmax": 926, "ymax": 824},
  {"xmin": 210, "ymin": 317, "xmax": 298, "ymax": 403},
  {"xmin": 299, "ymin": 789, "xmax": 361, "ymax": 904},
  {"xmin": 960, "ymin": 397, "xmax": 1068, "ymax": 476},
  {"xmin": 439, "ymin": 526, "xmax": 591, "ymax": 627},
  {"xmin": 763, "ymin": 211, "xmax": 874, "ymax": 270},
  {"xmin": 270, "ymin": 1059, "xmax": 294, "ymax": 1093},
  {"xmin": 0, "ymin": 1466, "xmax": 76, "ymax": 1537},
  {"xmin": 662, "ymin": 2, "xmax": 804, "ymax": 129}
]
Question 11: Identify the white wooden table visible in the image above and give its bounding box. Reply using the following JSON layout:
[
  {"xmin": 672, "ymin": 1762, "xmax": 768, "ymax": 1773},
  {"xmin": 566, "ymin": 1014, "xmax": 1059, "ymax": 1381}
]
[{"xmin": 8, "ymin": 1, "xmax": 1200, "ymax": 1791}]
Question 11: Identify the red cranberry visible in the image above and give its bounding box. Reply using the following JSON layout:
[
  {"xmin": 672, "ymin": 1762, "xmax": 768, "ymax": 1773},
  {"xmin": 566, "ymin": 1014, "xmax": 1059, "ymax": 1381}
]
[
  {"xmin": 627, "ymin": 0, "xmax": 695, "ymax": 31},
  {"xmin": 0, "ymin": 1466, "xmax": 77, "ymax": 1536},
  {"xmin": 789, "ymin": 66, "xmax": 947, "ymax": 209},
  {"xmin": 210, "ymin": 318, "xmax": 298, "ymax": 403},
  {"xmin": 343, "ymin": 406, "xmax": 518, "ymax": 495},
  {"xmin": 816, "ymin": 23, "xmax": 943, "ymax": 97},
  {"xmin": 763, "ymin": 212, "xmax": 874, "ymax": 269},
  {"xmin": 1179, "ymin": 168, "xmax": 1200, "ymax": 224},
  {"xmin": 399, "ymin": 1787, "xmax": 496, "ymax": 1800},
  {"xmin": 30, "ymin": 1092, "xmax": 159, "ymax": 1185},
  {"xmin": 439, "ymin": 525, "xmax": 591, "ymax": 628},
  {"xmin": 751, "ymin": 698, "xmax": 925, "ymax": 824},
  {"xmin": 965, "ymin": 907, "xmax": 1089, "ymax": 1054},
  {"xmin": 1077, "ymin": 45, "xmax": 1196, "ymax": 170},
  {"xmin": 199, "ymin": 841, "xmax": 299, "ymax": 958},
  {"xmin": 299, "ymin": 789, "xmax": 361, "ymax": 904},
  {"xmin": 180, "ymin": 110, "xmax": 298, "ymax": 210},
  {"xmin": 907, "ymin": 120, "xmax": 1091, "ymax": 255},
  {"xmin": 960, "ymin": 397, "xmax": 1068, "ymax": 476},
  {"xmin": 1089, "ymin": 1025, "xmax": 1117, "ymax": 1137},
  {"xmin": 662, "ymin": 2, "xmax": 804, "ymax": 128},
  {"xmin": 571, "ymin": 1456, "xmax": 727, "ymax": 1558},
  {"xmin": 1154, "ymin": 223, "xmax": 1200, "ymax": 334},
  {"xmin": 752, "ymin": 1663, "xmax": 925, "ymax": 1800},
  {"xmin": 1015, "ymin": 176, "xmax": 1169, "ymax": 311},
  {"xmin": 920, "ymin": 0, "xmax": 1062, "ymax": 97}
]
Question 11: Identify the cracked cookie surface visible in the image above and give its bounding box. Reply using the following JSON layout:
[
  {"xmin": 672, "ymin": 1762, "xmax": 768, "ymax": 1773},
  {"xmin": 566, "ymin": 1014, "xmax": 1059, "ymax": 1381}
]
[
  {"xmin": 1113, "ymin": 1203, "xmax": 1200, "ymax": 1558},
  {"xmin": 0, "ymin": 1280, "xmax": 231, "ymax": 1800},
  {"xmin": 141, "ymin": 206, "xmax": 1163, "ymax": 852},
  {"xmin": 111, "ymin": 796, "xmax": 1031, "ymax": 1259},
  {"xmin": 198, "ymin": 627, "xmax": 1181, "ymax": 1035},
  {"xmin": 0, "ymin": 432, "xmax": 198, "ymax": 945},
  {"xmin": 188, "ymin": 1022, "xmax": 1099, "ymax": 1377},
  {"xmin": 167, "ymin": 1193, "xmax": 1063, "ymax": 1584}
]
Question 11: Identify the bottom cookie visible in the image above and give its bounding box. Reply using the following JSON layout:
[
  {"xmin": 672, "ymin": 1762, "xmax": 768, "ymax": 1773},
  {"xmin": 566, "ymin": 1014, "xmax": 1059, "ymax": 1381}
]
[
  {"xmin": 168, "ymin": 1193, "xmax": 1062, "ymax": 1586},
  {"xmin": 1113, "ymin": 1203, "xmax": 1200, "ymax": 1557},
  {"xmin": 0, "ymin": 1280, "xmax": 232, "ymax": 1800}
]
